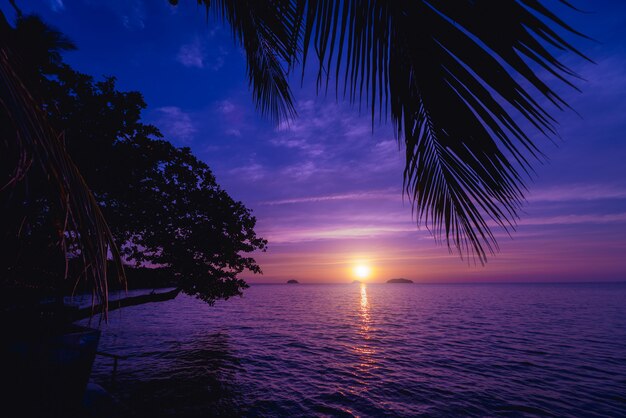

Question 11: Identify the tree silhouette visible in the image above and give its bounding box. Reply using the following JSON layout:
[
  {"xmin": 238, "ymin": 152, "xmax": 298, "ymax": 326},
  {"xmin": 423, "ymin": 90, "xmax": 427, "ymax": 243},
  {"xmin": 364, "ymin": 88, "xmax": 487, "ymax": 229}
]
[
  {"xmin": 1, "ymin": 16, "xmax": 267, "ymax": 314},
  {"xmin": 1, "ymin": 11, "xmax": 124, "ymax": 314}
]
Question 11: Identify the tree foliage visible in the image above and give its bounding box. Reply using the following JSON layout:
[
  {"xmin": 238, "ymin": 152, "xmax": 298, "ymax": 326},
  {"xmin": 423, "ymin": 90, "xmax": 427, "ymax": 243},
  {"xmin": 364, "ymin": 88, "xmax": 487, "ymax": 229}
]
[
  {"xmin": 1, "ymin": 15, "xmax": 267, "ymax": 305},
  {"xmin": 1, "ymin": 11, "xmax": 124, "ymax": 311}
]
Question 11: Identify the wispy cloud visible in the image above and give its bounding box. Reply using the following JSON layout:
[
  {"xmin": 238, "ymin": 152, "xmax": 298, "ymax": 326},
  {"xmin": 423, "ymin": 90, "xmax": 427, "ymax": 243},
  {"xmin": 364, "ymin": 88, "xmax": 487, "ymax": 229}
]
[
  {"xmin": 279, "ymin": 161, "xmax": 324, "ymax": 181},
  {"xmin": 520, "ymin": 212, "xmax": 626, "ymax": 226},
  {"xmin": 267, "ymin": 99, "xmax": 401, "ymax": 183},
  {"xmin": 217, "ymin": 100, "xmax": 236, "ymax": 114},
  {"xmin": 269, "ymin": 137, "xmax": 324, "ymax": 157},
  {"xmin": 225, "ymin": 128, "xmax": 241, "ymax": 137},
  {"xmin": 154, "ymin": 106, "xmax": 197, "ymax": 143},
  {"xmin": 49, "ymin": 0, "xmax": 64, "ymax": 12},
  {"xmin": 210, "ymin": 47, "xmax": 228, "ymax": 71},
  {"xmin": 260, "ymin": 189, "xmax": 398, "ymax": 205},
  {"xmin": 119, "ymin": 0, "xmax": 146, "ymax": 29},
  {"xmin": 177, "ymin": 38, "xmax": 228, "ymax": 70},
  {"xmin": 267, "ymin": 225, "xmax": 416, "ymax": 243},
  {"xmin": 211, "ymin": 56, "xmax": 225, "ymax": 71},
  {"xmin": 528, "ymin": 184, "xmax": 626, "ymax": 202},
  {"xmin": 229, "ymin": 162, "xmax": 266, "ymax": 181},
  {"xmin": 177, "ymin": 38, "xmax": 205, "ymax": 68}
]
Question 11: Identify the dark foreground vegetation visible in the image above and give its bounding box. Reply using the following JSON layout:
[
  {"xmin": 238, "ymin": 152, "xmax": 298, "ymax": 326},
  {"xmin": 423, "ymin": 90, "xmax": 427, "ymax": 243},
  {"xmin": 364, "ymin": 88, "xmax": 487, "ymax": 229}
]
[{"xmin": 1, "ymin": 14, "xmax": 267, "ymax": 320}]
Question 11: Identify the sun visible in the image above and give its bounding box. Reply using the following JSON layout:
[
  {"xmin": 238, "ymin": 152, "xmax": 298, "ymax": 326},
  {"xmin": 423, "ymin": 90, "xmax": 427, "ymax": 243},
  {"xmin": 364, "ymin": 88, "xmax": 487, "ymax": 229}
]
[{"xmin": 354, "ymin": 264, "xmax": 371, "ymax": 279}]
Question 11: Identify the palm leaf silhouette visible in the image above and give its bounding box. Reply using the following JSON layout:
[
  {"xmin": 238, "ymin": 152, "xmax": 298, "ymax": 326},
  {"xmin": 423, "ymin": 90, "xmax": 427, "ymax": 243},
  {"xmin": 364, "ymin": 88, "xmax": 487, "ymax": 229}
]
[
  {"xmin": 1, "ymin": 11, "xmax": 125, "ymax": 316},
  {"xmin": 188, "ymin": 0, "xmax": 589, "ymax": 263}
]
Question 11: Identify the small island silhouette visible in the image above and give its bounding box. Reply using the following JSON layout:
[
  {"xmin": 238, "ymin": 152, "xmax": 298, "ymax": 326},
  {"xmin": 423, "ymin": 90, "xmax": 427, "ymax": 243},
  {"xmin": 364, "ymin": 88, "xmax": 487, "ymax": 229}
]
[
  {"xmin": 386, "ymin": 278, "xmax": 413, "ymax": 284},
  {"xmin": 287, "ymin": 279, "xmax": 299, "ymax": 284},
  {"xmin": 352, "ymin": 280, "xmax": 361, "ymax": 284}
]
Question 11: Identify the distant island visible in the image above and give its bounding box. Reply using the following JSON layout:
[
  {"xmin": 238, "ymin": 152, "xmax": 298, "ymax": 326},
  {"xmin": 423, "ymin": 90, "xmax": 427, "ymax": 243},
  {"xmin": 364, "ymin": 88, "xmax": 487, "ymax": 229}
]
[
  {"xmin": 287, "ymin": 279, "xmax": 299, "ymax": 284},
  {"xmin": 352, "ymin": 280, "xmax": 361, "ymax": 284},
  {"xmin": 387, "ymin": 278, "xmax": 413, "ymax": 284}
]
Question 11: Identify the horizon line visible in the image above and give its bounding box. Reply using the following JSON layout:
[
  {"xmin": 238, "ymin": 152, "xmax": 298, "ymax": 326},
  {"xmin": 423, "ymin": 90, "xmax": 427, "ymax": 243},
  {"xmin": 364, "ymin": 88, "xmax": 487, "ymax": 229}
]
[{"xmin": 245, "ymin": 280, "xmax": 626, "ymax": 285}]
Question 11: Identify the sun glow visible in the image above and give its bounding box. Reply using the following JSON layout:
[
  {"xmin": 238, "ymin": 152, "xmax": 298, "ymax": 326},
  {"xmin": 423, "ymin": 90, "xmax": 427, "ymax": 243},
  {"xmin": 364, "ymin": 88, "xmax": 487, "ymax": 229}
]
[{"xmin": 354, "ymin": 264, "xmax": 372, "ymax": 279}]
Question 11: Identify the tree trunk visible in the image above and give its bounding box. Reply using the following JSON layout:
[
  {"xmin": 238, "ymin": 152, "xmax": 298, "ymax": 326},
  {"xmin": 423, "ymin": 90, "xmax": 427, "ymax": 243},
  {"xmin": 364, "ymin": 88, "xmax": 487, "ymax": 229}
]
[{"xmin": 73, "ymin": 288, "xmax": 181, "ymax": 321}]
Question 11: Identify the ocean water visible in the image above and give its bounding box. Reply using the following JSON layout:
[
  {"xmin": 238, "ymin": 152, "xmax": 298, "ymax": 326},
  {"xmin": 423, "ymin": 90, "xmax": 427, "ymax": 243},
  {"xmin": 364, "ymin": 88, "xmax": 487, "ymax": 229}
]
[{"xmin": 83, "ymin": 283, "xmax": 626, "ymax": 417}]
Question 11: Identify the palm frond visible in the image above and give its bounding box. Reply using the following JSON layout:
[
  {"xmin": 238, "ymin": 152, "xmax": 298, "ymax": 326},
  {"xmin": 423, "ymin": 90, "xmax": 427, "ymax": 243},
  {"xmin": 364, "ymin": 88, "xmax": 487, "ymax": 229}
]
[
  {"xmin": 1, "ymin": 13, "xmax": 125, "ymax": 316},
  {"xmin": 183, "ymin": 1, "xmax": 588, "ymax": 262},
  {"xmin": 198, "ymin": 0, "xmax": 300, "ymax": 124},
  {"xmin": 401, "ymin": 1, "xmax": 588, "ymax": 262},
  {"xmin": 262, "ymin": 0, "xmax": 587, "ymax": 262}
]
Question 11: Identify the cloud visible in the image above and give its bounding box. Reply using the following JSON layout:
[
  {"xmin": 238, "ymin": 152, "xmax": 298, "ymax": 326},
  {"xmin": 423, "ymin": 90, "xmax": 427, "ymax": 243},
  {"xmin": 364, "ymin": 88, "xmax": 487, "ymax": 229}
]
[
  {"xmin": 217, "ymin": 100, "xmax": 235, "ymax": 114},
  {"xmin": 528, "ymin": 184, "xmax": 626, "ymax": 203},
  {"xmin": 520, "ymin": 212, "xmax": 626, "ymax": 226},
  {"xmin": 270, "ymin": 137, "xmax": 324, "ymax": 157},
  {"xmin": 251, "ymin": 187, "xmax": 417, "ymax": 245},
  {"xmin": 209, "ymin": 99, "xmax": 248, "ymax": 138},
  {"xmin": 211, "ymin": 56, "xmax": 225, "ymax": 71},
  {"xmin": 267, "ymin": 226, "xmax": 416, "ymax": 243},
  {"xmin": 267, "ymin": 99, "xmax": 402, "ymax": 183},
  {"xmin": 210, "ymin": 47, "xmax": 228, "ymax": 71},
  {"xmin": 154, "ymin": 106, "xmax": 197, "ymax": 143},
  {"xmin": 49, "ymin": 0, "xmax": 65, "ymax": 12},
  {"xmin": 118, "ymin": 0, "xmax": 146, "ymax": 29},
  {"xmin": 280, "ymin": 161, "xmax": 318, "ymax": 181},
  {"xmin": 260, "ymin": 189, "xmax": 398, "ymax": 205},
  {"xmin": 177, "ymin": 39, "xmax": 228, "ymax": 70},
  {"xmin": 225, "ymin": 128, "xmax": 241, "ymax": 137},
  {"xmin": 229, "ymin": 163, "xmax": 266, "ymax": 181},
  {"xmin": 177, "ymin": 39, "xmax": 205, "ymax": 68}
]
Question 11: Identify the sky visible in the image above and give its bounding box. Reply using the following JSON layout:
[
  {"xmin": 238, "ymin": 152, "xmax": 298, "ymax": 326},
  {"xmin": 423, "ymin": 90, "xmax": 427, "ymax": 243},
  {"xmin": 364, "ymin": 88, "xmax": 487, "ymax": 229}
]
[{"xmin": 4, "ymin": 0, "xmax": 626, "ymax": 283}]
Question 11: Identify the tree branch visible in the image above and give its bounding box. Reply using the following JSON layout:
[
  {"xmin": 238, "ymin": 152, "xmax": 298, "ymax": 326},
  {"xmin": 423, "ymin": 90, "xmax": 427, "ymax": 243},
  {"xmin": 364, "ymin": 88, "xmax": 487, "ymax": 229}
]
[{"xmin": 73, "ymin": 288, "xmax": 181, "ymax": 321}]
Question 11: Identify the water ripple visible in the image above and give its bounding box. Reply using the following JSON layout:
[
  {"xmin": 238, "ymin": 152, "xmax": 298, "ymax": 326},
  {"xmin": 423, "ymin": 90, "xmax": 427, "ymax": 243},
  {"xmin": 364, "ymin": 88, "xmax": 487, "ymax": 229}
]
[{"xmin": 86, "ymin": 283, "xmax": 626, "ymax": 417}]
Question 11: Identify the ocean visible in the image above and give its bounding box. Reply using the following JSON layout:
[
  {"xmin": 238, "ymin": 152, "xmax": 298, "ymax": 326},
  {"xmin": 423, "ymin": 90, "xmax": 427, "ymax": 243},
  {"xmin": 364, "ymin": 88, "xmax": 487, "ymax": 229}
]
[{"xmin": 83, "ymin": 283, "xmax": 626, "ymax": 417}]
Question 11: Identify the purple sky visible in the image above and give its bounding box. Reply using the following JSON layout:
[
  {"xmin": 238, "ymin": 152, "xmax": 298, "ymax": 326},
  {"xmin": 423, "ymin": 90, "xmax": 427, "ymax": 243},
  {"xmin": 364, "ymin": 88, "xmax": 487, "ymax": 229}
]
[{"xmin": 6, "ymin": 0, "xmax": 626, "ymax": 282}]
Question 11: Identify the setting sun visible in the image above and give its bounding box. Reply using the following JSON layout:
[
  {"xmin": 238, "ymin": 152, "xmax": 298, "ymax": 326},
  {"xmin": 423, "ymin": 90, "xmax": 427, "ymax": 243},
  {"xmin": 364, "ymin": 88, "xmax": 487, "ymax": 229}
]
[{"xmin": 354, "ymin": 264, "xmax": 371, "ymax": 279}]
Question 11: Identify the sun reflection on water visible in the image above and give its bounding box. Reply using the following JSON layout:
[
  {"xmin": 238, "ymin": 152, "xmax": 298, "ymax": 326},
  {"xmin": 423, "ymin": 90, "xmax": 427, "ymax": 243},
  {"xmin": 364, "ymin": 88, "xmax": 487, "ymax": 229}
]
[
  {"xmin": 354, "ymin": 283, "xmax": 377, "ymax": 380},
  {"xmin": 360, "ymin": 283, "xmax": 369, "ymax": 314}
]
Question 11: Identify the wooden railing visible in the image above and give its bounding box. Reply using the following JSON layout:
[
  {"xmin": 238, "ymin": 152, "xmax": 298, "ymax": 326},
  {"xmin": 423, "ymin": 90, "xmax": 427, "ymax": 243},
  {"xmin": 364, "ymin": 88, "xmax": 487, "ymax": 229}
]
[{"xmin": 96, "ymin": 351, "xmax": 129, "ymax": 385}]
